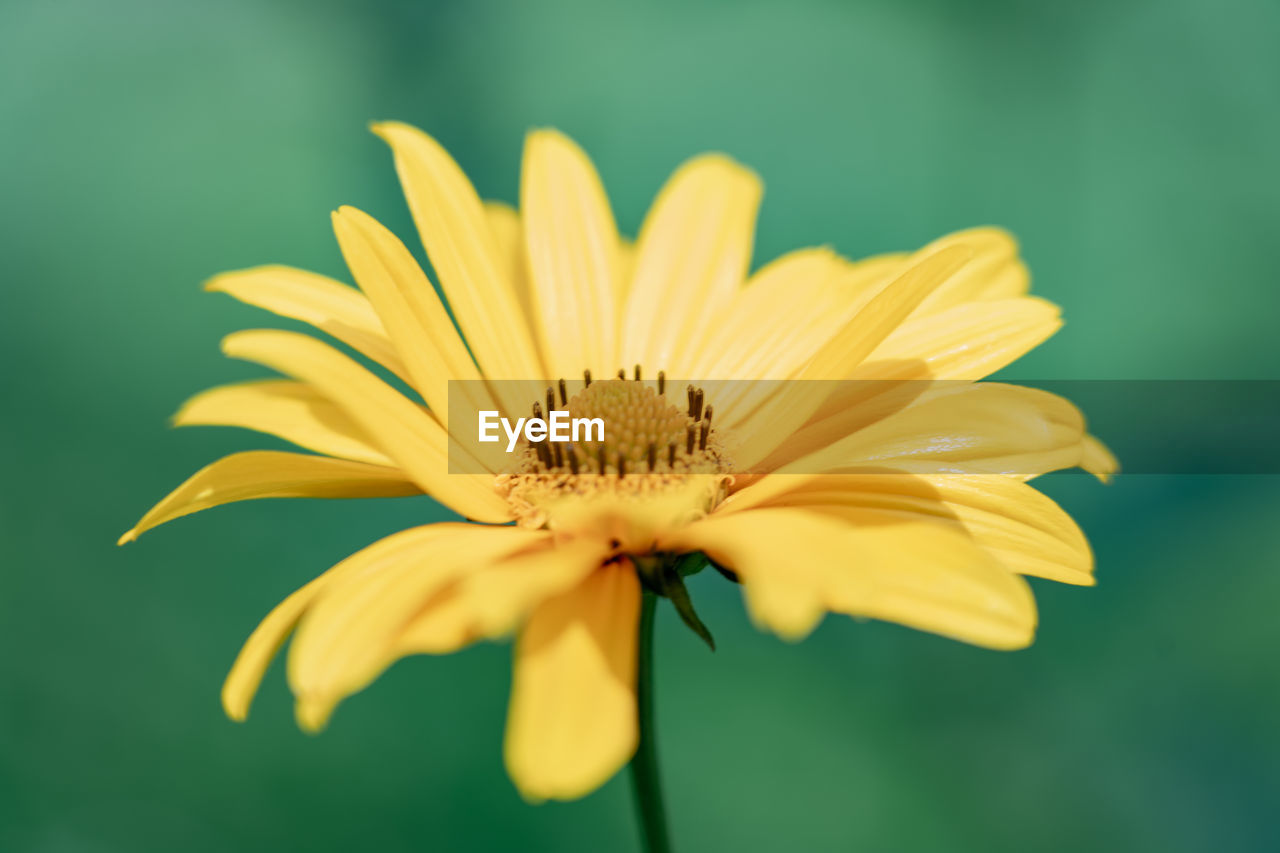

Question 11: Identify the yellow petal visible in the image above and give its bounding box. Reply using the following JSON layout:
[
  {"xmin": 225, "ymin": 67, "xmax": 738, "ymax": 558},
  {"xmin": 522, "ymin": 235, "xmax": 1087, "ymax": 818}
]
[
  {"xmin": 786, "ymin": 245, "xmax": 976, "ymax": 380},
  {"xmin": 505, "ymin": 562, "xmax": 640, "ymax": 801},
  {"xmin": 396, "ymin": 584, "xmax": 482, "ymax": 654},
  {"xmin": 662, "ymin": 508, "xmax": 1036, "ymax": 649},
  {"xmin": 754, "ymin": 381, "xmax": 937, "ymax": 473},
  {"xmin": 784, "ymin": 383, "xmax": 1086, "ymax": 478},
  {"xmin": 227, "ymin": 526, "xmax": 506, "ymax": 726},
  {"xmin": 683, "ymin": 247, "xmax": 848, "ymax": 380},
  {"xmin": 756, "ymin": 299, "xmax": 1065, "ymax": 471},
  {"xmin": 331, "ymin": 206, "xmax": 492, "ymax": 423},
  {"xmin": 521, "ymin": 129, "xmax": 623, "ymax": 377},
  {"xmin": 174, "ymin": 379, "xmax": 394, "ymax": 466},
  {"xmin": 857, "ymin": 296, "xmax": 1062, "ymax": 381},
  {"xmin": 222, "ymin": 329, "xmax": 511, "ymax": 521},
  {"xmin": 913, "ymin": 227, "xmax": 1029, "ymax": 314},
  {"xmin": 332, "ymin": 206, "xmax": 509, "ymax": 471},
  {"xmin": 205, "ymin": 265, "xmax": 408, "ymax": 382},
  {"xmin": 464, "ymin": 535, "xmax": 613, "ymax": 638},
  {"xmin": 721, "ymin": 473, "xmax": 1093, "ymax": 585},
  {"xmin": 808, "ymin": 231, "xmax": 1027, "ymax": 332},
  {"xmin": 531, "ymin": 477, "xmax": 724, "ymax": 554},
  {"xmin": 118, "ymin": 451, "xmax": 419, "ymax": 545},
  {"xmin": 804, "ymin": 250, "xmax": 914, "ymax": 322},
  {"xmin": 660, "ymin": 508, "xmax": 828, "ymax": 637},
  {"xmin": 1082, "ymin": 434, "xmax": 1120, "ymax": 483},
  {"xmin": 616, "ymin": 236, "xmax": 636, "ymax": 305},
  {"xmin": 396, "ymin": 536, "xmax": 613, "ymax": 652},
  {"xmin": 730, "ymin": 245, "xmax": 973, "ymax": 467},
  {"xmin": 917, "ymin": 475, "xmax": 1092, "ymax": 584},
  {"xmin": 371, "ymin": 122, "xmax": 544, "ymax": 379},
  {"xmin": 484, "ymin": 201, "xmax": 537, "ymax": 326},
  {"xmin": 288, "ymin": 524, "xmax": 548, "ymax": 728},
  {"xmin": 270, "ymin": 523, "xmax": 597, "ymax": 738},
  {"xmin": 223, "ymin": 572, "xmax": 329, "ymax": 722},
  {"xmin": 621, "ymin": 154, "xmax": 762, "ymax": 374},
  {"xmin": 693, "ymin": 251, "xmax": 924, "ymax": 427}
]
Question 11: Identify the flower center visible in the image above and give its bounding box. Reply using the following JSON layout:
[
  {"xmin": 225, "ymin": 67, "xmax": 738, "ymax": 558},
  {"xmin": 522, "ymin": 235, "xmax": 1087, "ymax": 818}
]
[
  {"xmin": 521, "ymin": 369, "xmax": 723, "ymax": 476},
  {"xmin": 497, "ymin": 368, "xmax": 732, "ymax": 533}
]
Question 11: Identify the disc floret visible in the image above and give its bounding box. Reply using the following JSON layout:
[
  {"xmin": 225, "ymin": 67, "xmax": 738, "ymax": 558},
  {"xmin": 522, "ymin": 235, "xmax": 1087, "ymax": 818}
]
[{"xmin": 499, "ymin": 369, "xmax": 731, "ymax": 530}]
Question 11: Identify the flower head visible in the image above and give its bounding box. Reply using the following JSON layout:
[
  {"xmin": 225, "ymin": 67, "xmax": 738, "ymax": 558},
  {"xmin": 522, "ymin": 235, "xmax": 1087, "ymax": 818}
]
[{"xmin": 122, "ymin": 123, "xmax": 1115, "ymax": 801}]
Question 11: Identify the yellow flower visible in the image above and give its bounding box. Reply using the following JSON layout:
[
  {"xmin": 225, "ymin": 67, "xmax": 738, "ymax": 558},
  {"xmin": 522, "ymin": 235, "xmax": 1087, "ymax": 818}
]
[{"xmin": 121, "ymin": 122, "xmax": 1116, "ymax": 802}]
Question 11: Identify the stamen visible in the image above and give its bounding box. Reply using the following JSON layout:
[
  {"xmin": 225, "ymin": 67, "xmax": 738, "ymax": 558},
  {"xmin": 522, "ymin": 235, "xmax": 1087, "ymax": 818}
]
[
  {"xmin": 617, "ymin": 368, "xmax": 626, "ymax": 380},
  {"xmin": 634, "ymin": 364, "xmax": 642, "ymax": 381},
  {"xmin": 584, "ymin": 369, "xmax": 592, "ymax": 387},
  {"xmin": 699, "ymin": 420, "xmax": 710, "ymax": 451},
  {"xmin": 617, "ymin": 453, "xmax": 627, "ymax": 477},
  {"xmin": 647, "ymin": 442, "xmax": 656, "ymax": 472},
  {"xmin": 658, "ymin": 371, "xmax": 665, "ymax": 395},
  {"xmin": 545, "ymin": 387, "xmax": 555, "ymax": 414},
  {"xmin": 567, "ymin": 445, "xmax": 580, "ymax": 474},
  {"xmin": 598, "ymin": 445, "xmax": 608, "ymax": 474},
  {"xmin": 558, "ymin": 378, "xmax": 568, "ymax": 406},
  {"xmin": 532, "ymin": 401, "xmax": 543, "ymax": 420},
  {"xmin": 703, "ymin": 405, "xmax": 713, "ymax": 427},
  {"xmin": 687, "ymin": 385, "xmax": 695, "ymax": 416},
  {"xmin": 668, "ymin": 443, "xmax": 676, "ymax": 467},
  {"xmin": 686, "ymin": 424, "xmax": 695, "ymax": 454},
  {"xmin": 692, "ymin": 388, "xmax": 704, "ymax": 421},
  {"xmin": 552, "ymin": 442, "xmax": 564, "ymax": 469}
]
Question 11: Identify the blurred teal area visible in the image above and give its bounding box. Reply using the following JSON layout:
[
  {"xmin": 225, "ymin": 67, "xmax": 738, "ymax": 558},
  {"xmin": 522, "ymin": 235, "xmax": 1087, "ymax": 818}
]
[{"xmin": 3, "ymin": 0, "xmax": 1278, "ymax": 850}]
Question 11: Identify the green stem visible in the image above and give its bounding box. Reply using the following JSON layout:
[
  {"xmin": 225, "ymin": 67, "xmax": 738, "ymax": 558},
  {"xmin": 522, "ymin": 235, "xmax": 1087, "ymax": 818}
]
[{"xmin": 630, "ymin": 591, "xmax": 673, "ymax": 853}]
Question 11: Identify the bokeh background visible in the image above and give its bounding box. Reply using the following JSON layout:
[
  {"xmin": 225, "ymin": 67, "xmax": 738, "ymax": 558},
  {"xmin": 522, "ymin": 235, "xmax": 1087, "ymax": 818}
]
[{"xmin": 3, "ymin": 0, "xmax": 1278, "ymax": 850}]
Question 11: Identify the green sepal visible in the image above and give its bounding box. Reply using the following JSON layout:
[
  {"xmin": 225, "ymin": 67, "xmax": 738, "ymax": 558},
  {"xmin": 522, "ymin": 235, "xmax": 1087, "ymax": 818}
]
[
  {"xmin": 628, "ymin": 552, "xmax": 718, "ymax": 651},
  {"xmin": 657, "ymin": 561, "xmax": 715, "ymax": 652},
  {"xmin": 673, "ymin": 552, "xmax": 710, "ymax": 578}
]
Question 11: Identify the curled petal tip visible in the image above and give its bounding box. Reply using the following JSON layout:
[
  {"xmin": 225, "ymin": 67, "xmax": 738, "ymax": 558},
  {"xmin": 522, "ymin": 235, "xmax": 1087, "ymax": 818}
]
[
  {"xmin": 1082, "ymin": 435, "xmax": 1120, "ymax": 483},
  {"xmin": 524, "ymin": 127, "xmax": 577, "ymax": 152},
  {"xmin": 221, "ymin": 699, "xmax": 248, "ymax": 724},
  {"xmin": 369, "ymin": 120, "xmax": 413, "ymax": 144},
  {"xmin": 524, "ymin": 125, "xmax": 557, "ymax": 140},
  {"xmin": 221, "ymin": 674, "xmax": 250, "ymax": 722},
  {"xmin": 294, "ymin": 697, "xmax": 334, "ymax": 733},
  {"xmin": 218, "ymin": 330, "xmax": 252, "ymax": 357}
]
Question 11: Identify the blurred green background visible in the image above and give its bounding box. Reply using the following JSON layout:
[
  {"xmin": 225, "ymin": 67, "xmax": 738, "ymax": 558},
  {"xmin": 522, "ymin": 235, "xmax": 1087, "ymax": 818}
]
[{"xmin": 3, "ymin": 0, "xmax": 1278, "ymax": 850}]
